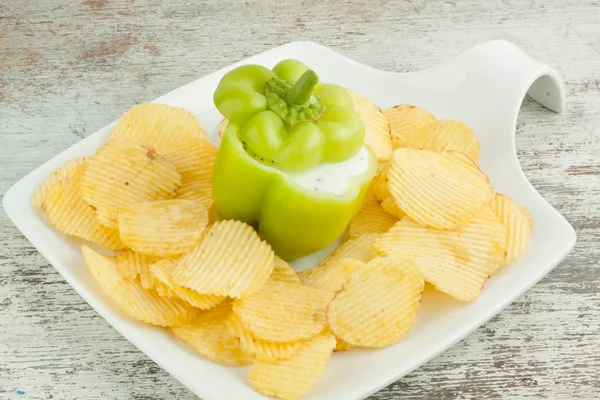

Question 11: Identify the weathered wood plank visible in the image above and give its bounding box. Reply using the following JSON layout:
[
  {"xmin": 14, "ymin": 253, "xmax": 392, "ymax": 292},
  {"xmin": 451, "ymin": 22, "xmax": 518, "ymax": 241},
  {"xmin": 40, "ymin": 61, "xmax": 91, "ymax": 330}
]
[{"xmin": 1, "ymin": 0, "xmax": 599, "ymax": 398}]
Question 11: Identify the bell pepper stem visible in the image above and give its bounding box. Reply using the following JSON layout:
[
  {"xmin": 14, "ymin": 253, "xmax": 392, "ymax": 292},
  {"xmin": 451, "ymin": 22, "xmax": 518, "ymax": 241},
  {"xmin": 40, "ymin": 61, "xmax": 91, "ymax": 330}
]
[{"xmin": 286, "ymin": 70, "xmax": 319, "ymax": 105}]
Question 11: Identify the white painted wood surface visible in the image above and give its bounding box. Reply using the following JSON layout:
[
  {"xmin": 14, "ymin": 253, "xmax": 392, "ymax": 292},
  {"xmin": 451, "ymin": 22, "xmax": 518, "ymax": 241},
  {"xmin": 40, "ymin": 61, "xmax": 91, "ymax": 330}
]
[{"xmin": 1, "ymin": 0, "xmax": 599, "ymax": 398}]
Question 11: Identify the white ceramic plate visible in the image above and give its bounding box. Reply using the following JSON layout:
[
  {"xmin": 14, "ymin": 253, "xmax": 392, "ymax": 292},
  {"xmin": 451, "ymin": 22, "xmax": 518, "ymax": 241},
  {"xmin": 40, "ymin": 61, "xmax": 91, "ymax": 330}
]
[{"xmin": 3, "ymin": 40, "xmax": 576, "ymax": 400}]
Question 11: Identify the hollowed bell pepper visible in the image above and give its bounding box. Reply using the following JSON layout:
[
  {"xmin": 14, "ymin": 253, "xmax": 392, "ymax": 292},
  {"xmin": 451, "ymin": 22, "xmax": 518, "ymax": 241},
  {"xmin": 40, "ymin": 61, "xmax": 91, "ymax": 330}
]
[{"xmin": 212, "ymin": 59, "xmax": 377, "ymax": 260}]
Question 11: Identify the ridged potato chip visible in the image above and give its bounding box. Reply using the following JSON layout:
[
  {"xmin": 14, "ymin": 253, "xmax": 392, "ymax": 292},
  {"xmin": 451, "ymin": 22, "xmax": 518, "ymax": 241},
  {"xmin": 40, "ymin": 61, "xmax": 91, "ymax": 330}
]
[
  {"xmin": 383, "ymin": 104, "xmax": 436, "ymax": 148},
  {"xmin": 327, "ymin": 256, "xmax": 424, "ymax": 347},
  {"xmin": 218, "ymin": 118, "xmax": 228, "ymax": 138},
  {"xmin": 171, "ymin": 302, "xmax": 251, "ymax": 366},
  {"xmin": 82, "ymin": 246, "xmax": 199, "ymax": 326},
  {"xmin": 173, "ymin": 220, "xmax": 274, "ymax": 298},
  {"xmin": 162, "ymin": 139, "xmax": 218, "ymax": 181},
  {"xmin": 270, "ymin": 256, "xmax": 301, "ymax": 284},
  {"xmin": 493, "ymin": 194, "xmax": 532, "ymax": 263},
  {"xmin": 407, "ymin": 120, "xmax": 480, "ymax": 163},
  {"xmin": 226, "ymin": 312, "xmax": 302, "ymax": 362},
  {"xmin": 111, "ymin": 103, "xmax": 207, "ymax": 153},
  {"xmin": 373, "ymin": 206, "xmax": 506, "ymax": 301},
  {"xmin": 175, "ymin": 178, "xmax": 213, "ymax": 209},
  {"xmin": 319, "ymin": 233, "xmax": 379, "ymax": 267},
  {"xmin": 81, "ymin": 138, "xmax": 181, "ymax": 228},
  {"xmin": 299, "ymin": 258, "xmax": 365, "ymax": 292},
  {"xmin": 31, "ymin": 157, "xmax": 87, "ymax": 209},
  {"xmin": 369, "ymin": 165, "xmax": 405, "ymax": 218},
  {"xmin": 118, "ymin": 199, "xmax": 209, "ymax": 257},
  {"xmin": 43, "ymin": 164, "xmax": 125, "ymax": 250},
  {"xmin": 387, "ymin": 149, "xmax": 493, "ymax": 230},
  {"xmin": 114, "ymin": 250, "xmax": 160, "ymax": 282},
  {"xmin": 346, "ymin": 90, "xmax": 393, "ymax": 162},
  {"xmin": 248, "ymin": 329, "xmax": 336, "ymax": 400},
  {"xmin": 151, "ymin": 259, "xmax": 225, "ymax": 309},
  {"xmin": 348, "ymin": 197, "xmax": 398, "ymax": 238},
  {"xmin": 155, "ymin": 280, "xmax": 178, "ymax": 298},
  {"xmin": 232, "ymin": 280, "xmax": 335, "ymax": 342}
]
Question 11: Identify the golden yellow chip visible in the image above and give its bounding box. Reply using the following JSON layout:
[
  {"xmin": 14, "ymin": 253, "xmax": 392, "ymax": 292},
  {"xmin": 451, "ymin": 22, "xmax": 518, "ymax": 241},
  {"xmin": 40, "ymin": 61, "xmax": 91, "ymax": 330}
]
[
  {"xmin": 373, "ymin": 206, "xmax": 506, "ymax": 302},
  {"xmin": 328, "ymin": 256, "xmax": 424, "ymax": 347},
  {"xmin": 172, "ymin": 220, "xmax": 274, "ymax": 298},
  {"xmin": 114, "ymin": 250, "xmax": 160, "ymax": 282},
  {"xmin": 218, "ymin": 118, "xmax": 228, "ymax": 138},
  {"xmin": 369, "ymin": 165, "xmax": 405, "ymax": 218},
  {"xmin": 175, "ymin": 178, "xmax": 213, "ymax": 209},
  {"xmin": 383, "ymin": 104, "xmax": 436, "ymax": 148},
  {"xmin": 82, "ymin": 246, "xmax": 199, "ymax": 327},
  {"xmin": 334, "ymin": 337, "xmax": 355, "ymax": 352},
  {"xmin": 346, "ymin": 90, "xmax": 393, "ymax": 162},
  {"xmin": 155, "ymin": 280, "xmax": 178, "ymax": 298},
  {"xmin": 161, "ymin": 139, "xmax": 218, "ymax": 181},
  {"xmin": 232, "ymin": 280, "xmax": 335, "ymax": 342},
  {"xmin": 298, "ymin": 258, "xmax": 365, "ymax": 292},
  {"xmin": 171, "ymin": 302, "xmax": 251, "ymax": 366},
  {"xmin": 348, "ymin": 197, "xmax": 398, "ymax": 238},
  {"xmin": 387, "ymin": 149, "xmax": 493, "ymax": 230},
  {"xmin": 248, "ymin": 329, "xmax": 336, "ymax": 400},
  {"xmin": 319, "ymin": 233, "xmax": 379, "ymax": 267},
  {"xmin": 43, "ymin": 164, "xmax": 125, "ymax": 251},
  {"xmin": 32, "ymin": 157, "xmax": 87, "ymax": 209},
  {"xmin": 151, "ymin": 259, "xmax": 225, "ymax": 309},
  {"xmin": 226, "ymin": 312, "xmax": 302, "ymax": 362},
  {"xmin": 407, "ymin": 119, "xmax": 480, "ymax": 163},
  {"xmin": 81, "ymin": 138, "xmax": 181, "ymax": 228},
  {"xmin": 270, "ymin": 256, "xmax": 301, "ymax": 284},
  {"xmin": 493, "ymin": 193, "xmax": 532, "ymax": 263},
  {"xmin": 111, "ymin": 103, "xmax": 207, "ymax": 153},
  {"xmin": 118, "ymin": 199, "xmax": 209, "ymax": 257}
]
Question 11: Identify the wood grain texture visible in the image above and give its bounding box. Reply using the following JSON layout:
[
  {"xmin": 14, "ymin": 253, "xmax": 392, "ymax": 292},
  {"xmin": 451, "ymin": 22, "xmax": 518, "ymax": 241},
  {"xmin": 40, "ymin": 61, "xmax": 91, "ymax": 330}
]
[{"xmin": 1, "ymin": 0, "xmax": 599, "ymax": 399}]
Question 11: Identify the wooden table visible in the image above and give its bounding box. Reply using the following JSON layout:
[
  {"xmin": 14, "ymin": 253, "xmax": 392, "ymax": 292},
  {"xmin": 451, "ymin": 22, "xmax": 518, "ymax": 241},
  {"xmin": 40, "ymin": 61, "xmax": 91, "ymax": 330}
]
[{"xmin": 1, "ymin": 0, "xmax": 598, "ymax": 398}]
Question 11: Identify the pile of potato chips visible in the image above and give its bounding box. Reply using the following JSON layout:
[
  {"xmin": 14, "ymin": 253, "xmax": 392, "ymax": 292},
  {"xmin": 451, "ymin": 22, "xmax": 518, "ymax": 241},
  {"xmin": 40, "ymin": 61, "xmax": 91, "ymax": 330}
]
[{"xmin": 35, "ymin": 95, "xmax": 532, "ymax": 399}]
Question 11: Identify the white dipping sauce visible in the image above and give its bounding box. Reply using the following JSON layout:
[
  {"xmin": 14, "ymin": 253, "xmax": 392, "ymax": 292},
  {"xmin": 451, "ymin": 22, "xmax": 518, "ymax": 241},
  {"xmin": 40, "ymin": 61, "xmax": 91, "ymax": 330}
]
[{"xmin": 287, "ymin": 147, "xmax": 370, "ymax": 195}]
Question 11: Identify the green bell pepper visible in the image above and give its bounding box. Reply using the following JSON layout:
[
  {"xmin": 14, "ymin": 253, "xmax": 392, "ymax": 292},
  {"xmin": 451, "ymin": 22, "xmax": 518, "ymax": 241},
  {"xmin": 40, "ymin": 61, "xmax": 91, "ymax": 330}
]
[
  {"xmin": 212, "ymin": 59, "xmax": 377, "ymax": 260},
  {"xmin": 213, "ymin": 59, "xmax": 365, "ymax": 170}
]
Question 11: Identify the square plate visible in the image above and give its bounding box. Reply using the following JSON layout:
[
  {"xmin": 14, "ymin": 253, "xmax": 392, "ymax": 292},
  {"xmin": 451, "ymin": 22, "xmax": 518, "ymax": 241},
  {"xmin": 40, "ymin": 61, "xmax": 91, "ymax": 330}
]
[{"xmin": 3, "ymin": 40, "xmax": 576, "ymax": 400}]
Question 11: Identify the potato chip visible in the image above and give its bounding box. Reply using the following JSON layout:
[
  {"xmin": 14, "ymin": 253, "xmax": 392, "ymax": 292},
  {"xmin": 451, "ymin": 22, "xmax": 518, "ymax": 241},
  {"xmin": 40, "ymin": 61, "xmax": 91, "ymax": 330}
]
[
  {"xmin": 319, "ymin": 233, "xmax": 379, "ymax": 267},
  {"xmin": 407, "ymin": 119, "xmax": 480, "ymax": 163},
  {"xmin": 32, "ymin": 157, "xmax": 87, "ymax": 209},
  {"xmin": 493, "ymin": 194, "xmax": 532, "ymax": 263},
  {"xmin": 348, "ymin": 197, "xmax": 398, "ymax": 238},
  {"xmin": 226, "ymin": 312, "xmax": 302, "ymax": 362},
  {"xmin": 299, "ymin": 258, "xmax": 365, "ymax": 292},
  {"xmin": 383, "ymin": 104, "xmax": 436, "ymax": 148},
  {"xmin": 173, "ymin": 220, "xmax": 274, "ymax": 298},
  {"xmin": 114, "ymin": 250, "xmax": 160, "ymax": 282},
  {"xmin": 161, "ymin": 139, "xmax": 218, "ymax": 181},
  {"xmin": 232, "ymin": 280, "xmax": 335, "ymax": 342},
  {"xmin": 373, "ymin": 206, "xmax": 506, "ymax": 302},
  {"xmin": 248, "ymin": 329, "xmax": 336, "ymax": 400},
  {"xmin": 43, "ymin": 164, "xmax": 125, "ymax": 250},
  {"xmin": 118, "ymin": 199, "xmax": 209, "ymax": 257},
  {"xmin": 270, "ymin": 256, "xmax": 301, "ymax": 284},
  {"xmin": 328, "ymin": 256, "xmax": 424, "ymax": 347},
  {"xmin": 171, "ymin": 302, "xmax": 251, "ymax": 366},
  {"xmin": 369, "ymin": 165, "xmax": 405, "ymax": 218},
  {"xmin": 111, "ymin": 103, "xmax": 207, "ymax": 153},
  {"xmin": 175, "ymin": 178, "xmax": 213, "ymax": 209},
  {"xmin": 346, "ymin": 90, "xmax": 393, "ymax": 162},
  {"xmin": 81, "ymin": 138, "xmax": 181, "ymax": 228},
  {"xmin": 387, "ymin": 149, "xmax": 493, "ymax": 230},
  {"xmin": 151, "ymin": 259, "xmax": 225, "ymax": 309},
  {"xmin": 218, "ymin": 118, "xmax": 228, "ymax": 138},
  {"xmin": 155, "ymin": 280, "xmax": 178, "ymax": 298},
  {"xmin": 82, "ymin": 246, "xmax": 199, "ymax": 326}
]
